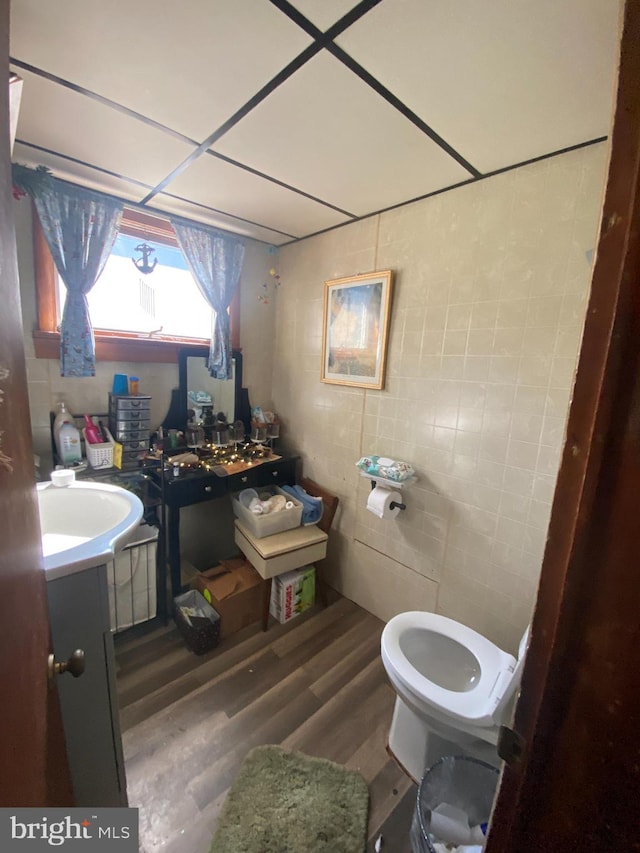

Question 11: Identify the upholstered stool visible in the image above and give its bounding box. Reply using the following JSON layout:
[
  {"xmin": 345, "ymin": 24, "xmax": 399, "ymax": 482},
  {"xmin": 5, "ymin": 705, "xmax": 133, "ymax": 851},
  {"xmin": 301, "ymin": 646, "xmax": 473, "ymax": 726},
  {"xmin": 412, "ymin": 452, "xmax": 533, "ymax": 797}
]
[{"xmin": 234, "ymin": 519, "xmax": 328, "ymax": 630}]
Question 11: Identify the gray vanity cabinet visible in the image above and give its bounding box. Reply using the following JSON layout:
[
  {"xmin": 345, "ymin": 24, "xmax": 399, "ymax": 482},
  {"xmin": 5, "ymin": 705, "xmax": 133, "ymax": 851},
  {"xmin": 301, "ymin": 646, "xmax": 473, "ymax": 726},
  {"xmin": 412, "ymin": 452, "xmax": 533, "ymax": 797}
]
[{"xmin": 46, "ymin": 563, "xmax": 127, "ymax": 806}]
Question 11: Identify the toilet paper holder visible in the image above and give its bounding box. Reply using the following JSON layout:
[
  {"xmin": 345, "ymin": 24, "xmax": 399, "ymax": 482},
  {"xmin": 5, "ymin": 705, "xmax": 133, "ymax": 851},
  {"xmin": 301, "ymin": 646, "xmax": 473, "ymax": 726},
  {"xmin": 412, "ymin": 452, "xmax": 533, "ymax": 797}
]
[
  {"xmin": 360, "ymin": 472, "xmax": 416, "ymax": 512},
  {"xmin": 369, "ymin": 479, "xmax": 406, "ymax": 511}
]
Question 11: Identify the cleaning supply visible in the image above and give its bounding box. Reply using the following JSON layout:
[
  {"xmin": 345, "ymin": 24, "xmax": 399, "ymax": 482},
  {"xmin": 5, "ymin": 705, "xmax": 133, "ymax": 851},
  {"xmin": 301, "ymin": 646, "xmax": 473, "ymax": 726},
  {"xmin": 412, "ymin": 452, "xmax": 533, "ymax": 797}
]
[
  {"xmin": 83, "ymin": 414, "xmax": 102, "ymax": 445},
  {"xmin": 52, "ymin": 401, "xmax": 74, "ymax": 461},
  {"xmin": 58, "ymin": 421, "xmax": 82, "ymax": 466}
]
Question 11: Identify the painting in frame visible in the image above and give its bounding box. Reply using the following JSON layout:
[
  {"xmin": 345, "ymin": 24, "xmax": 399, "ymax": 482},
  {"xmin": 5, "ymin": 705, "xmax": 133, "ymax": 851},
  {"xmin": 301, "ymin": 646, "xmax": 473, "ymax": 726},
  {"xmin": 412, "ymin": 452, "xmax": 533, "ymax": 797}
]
[{"xmin": 321, "ymin": 270, "xmax": 394, "ymax": 389}]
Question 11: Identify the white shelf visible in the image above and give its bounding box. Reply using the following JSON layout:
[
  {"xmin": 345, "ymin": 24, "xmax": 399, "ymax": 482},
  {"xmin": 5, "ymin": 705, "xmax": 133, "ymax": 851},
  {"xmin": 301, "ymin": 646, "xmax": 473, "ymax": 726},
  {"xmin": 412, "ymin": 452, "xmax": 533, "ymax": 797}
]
[{"xmin": 360, "ymin": 472, "xmax": 417, "ymax": 490}]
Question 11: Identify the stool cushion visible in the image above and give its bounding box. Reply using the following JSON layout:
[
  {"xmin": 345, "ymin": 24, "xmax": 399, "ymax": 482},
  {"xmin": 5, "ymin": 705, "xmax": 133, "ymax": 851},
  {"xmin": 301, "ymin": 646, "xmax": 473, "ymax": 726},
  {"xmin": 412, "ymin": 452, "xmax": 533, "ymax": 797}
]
[{"xmin": 234, "ymin": 520, "xmax": 328, "ymax": 580}]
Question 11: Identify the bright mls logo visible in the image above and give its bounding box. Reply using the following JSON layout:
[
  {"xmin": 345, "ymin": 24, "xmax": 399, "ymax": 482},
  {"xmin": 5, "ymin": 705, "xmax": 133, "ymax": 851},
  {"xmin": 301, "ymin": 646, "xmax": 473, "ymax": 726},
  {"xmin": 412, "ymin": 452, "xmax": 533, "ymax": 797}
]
[{"xmin": 1, "ymin": 809, "xmax": 138, "ymax": 850}]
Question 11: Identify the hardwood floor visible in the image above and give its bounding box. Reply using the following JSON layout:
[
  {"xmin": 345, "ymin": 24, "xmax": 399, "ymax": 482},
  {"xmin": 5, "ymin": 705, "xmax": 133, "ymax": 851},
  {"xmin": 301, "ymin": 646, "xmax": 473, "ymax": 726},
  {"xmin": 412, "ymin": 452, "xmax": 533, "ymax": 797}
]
[{"xmin": 115, "ymin": 596, "xmax": 416, "ymax": 853}]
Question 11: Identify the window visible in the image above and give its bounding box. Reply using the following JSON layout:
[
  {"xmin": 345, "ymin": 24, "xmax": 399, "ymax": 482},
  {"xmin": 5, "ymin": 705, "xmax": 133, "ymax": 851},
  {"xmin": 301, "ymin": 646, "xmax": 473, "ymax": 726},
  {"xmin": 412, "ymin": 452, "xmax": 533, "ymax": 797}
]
[{"xmin": 33, "ymin": 206, "xmax": 240, "ymax": 363}]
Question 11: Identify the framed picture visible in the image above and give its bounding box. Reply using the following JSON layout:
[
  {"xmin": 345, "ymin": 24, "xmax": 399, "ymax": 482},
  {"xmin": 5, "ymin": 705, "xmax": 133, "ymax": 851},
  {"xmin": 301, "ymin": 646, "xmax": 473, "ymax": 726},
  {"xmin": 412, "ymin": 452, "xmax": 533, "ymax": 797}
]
[{"xmin": 321, "ymin": 269, "xmax": 394, "ymax": 389}]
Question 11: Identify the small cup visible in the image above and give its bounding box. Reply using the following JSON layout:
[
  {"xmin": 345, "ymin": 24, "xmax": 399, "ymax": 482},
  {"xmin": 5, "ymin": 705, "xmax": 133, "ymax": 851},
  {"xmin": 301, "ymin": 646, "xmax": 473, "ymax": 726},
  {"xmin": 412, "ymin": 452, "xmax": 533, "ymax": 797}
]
[
  {"xmin": 112, "ymin": 374, "xmax": 129, "ymax": 395},
  {"xmin": 251, "ymin": 423, "xmax": 267, "ymax": 442}
]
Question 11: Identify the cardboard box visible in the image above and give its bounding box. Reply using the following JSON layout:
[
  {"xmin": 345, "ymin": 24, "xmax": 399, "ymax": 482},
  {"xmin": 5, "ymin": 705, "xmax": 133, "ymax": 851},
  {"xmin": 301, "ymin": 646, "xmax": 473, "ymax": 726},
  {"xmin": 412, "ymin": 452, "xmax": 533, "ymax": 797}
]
[
  {"xmin": 193, "ymin": 557, "xmax": 262, "ymax": 639},
  {"xmin": 269, "ymin": 566, "xmax": 315, "ymax": 624}
]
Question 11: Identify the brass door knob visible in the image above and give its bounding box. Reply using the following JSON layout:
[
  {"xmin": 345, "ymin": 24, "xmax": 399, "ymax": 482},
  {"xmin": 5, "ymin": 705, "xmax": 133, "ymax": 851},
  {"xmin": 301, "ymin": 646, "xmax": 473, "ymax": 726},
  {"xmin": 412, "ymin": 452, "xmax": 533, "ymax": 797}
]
[{"xmin": 48, "ymin": 649, "xmax": 86, "ymax": 685}]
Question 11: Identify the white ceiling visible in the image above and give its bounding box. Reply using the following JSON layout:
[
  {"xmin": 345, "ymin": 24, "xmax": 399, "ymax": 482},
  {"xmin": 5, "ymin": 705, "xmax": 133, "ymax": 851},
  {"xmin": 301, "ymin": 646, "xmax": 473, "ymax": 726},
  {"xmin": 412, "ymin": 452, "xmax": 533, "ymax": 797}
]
[{"xmin": 10, "ymin": 0, "xmax": 621, "ymax": 246}]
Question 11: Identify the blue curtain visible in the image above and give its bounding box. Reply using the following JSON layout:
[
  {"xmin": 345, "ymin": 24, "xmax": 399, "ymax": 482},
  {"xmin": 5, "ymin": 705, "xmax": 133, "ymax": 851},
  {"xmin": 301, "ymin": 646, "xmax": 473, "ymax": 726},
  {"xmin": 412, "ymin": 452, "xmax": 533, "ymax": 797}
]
[
  {"xmin": 32, "ymin": 178, "xmax": 122, "ymax": 376},
  {"xmin": 171, "ymin": 218, "xmax": 245, "ymax": 380}
]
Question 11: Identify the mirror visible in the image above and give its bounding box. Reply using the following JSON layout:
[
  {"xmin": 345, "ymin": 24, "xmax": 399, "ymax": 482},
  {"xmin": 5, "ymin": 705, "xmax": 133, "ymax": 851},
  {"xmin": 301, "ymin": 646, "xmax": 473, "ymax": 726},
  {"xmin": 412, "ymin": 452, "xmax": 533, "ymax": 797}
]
[
  {"xmin": 185, "ymin": 351, "xmax": 236, "ymax": 423},
  {"xmin": 161, "ymin": 346, "xmax": 246, "ymax": 434}
]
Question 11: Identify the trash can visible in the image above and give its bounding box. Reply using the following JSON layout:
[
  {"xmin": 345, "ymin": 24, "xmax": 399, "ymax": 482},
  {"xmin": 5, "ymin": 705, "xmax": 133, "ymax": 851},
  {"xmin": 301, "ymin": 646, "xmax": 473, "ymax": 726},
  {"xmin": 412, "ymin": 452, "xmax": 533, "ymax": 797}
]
[
  {"xmin": 173, "ymin": 589, "xmax": 220, "ymax": 655},
  {"xmin": 410, "ymin": 755, "xmax": 499, "ymax": 852}
]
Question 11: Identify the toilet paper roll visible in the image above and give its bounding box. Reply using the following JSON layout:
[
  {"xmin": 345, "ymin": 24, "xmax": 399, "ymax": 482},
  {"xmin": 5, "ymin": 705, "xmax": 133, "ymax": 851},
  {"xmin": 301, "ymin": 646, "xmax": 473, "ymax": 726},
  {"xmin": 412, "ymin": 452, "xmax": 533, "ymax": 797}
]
[{"xmin": 367, "ymin": 485, "xmax": 401, "ymax": 519}]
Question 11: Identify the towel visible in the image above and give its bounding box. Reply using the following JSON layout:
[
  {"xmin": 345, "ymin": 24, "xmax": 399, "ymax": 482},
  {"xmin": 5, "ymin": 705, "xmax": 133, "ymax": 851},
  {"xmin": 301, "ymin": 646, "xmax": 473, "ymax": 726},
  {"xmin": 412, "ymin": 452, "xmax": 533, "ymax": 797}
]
[{"xmin": 280, "ymin": 485, "xmax": 324, "ymax": 525}]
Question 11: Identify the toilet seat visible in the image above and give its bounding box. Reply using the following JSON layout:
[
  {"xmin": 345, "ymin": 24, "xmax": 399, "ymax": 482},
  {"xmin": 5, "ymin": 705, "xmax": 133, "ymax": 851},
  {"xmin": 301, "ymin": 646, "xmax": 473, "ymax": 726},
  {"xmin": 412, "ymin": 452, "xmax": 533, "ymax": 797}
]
[{"xmin": 381, "ymin": 611, "xmax": 517, "ymax": 727}]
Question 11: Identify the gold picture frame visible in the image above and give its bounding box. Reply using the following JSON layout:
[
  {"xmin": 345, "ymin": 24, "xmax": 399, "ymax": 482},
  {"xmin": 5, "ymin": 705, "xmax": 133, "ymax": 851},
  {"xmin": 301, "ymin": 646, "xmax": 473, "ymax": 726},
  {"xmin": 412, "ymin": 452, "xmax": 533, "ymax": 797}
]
[{"xmin": 321, "ymin": 270, "xmax": 394, "ymax": 389}]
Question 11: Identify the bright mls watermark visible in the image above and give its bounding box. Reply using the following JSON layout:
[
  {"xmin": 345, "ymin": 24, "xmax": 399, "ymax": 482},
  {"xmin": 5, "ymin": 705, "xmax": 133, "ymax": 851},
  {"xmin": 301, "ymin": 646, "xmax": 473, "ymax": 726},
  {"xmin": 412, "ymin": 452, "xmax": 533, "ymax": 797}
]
[{"xmin": 0, "ymin": 809, "xmax": 138, "ymax": 850}]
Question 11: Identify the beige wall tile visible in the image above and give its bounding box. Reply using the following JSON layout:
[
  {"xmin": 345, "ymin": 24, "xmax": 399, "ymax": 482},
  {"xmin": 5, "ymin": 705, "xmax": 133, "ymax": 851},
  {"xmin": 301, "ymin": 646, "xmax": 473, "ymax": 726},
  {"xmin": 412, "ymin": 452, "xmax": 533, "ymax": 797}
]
[{"xmin": 276, "ymin": 144, "xmax": 607, "ymax": 650}]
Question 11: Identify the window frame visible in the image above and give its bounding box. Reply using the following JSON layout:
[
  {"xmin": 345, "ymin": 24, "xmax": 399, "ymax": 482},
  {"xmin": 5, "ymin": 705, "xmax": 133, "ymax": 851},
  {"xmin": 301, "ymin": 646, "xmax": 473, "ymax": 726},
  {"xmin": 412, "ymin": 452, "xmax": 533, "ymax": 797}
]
[{"xmin": 32, "ymin": 204, "xmax": 240, "ymax": 363}]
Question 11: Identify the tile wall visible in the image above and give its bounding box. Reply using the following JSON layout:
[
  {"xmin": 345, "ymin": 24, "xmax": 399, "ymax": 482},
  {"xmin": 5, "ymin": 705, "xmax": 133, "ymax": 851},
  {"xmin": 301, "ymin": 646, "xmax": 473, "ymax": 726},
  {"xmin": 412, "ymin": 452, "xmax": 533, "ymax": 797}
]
[{"xmin": 273, "ymin": 144, "xmax": 609, "ymax": 653}]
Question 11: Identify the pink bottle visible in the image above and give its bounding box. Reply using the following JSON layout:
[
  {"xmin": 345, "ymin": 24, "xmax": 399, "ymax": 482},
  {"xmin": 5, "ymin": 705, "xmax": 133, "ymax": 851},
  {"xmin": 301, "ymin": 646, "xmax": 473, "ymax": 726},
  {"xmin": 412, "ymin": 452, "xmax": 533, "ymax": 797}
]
[{"xmin": 83, "ymin": 414, "xmax": 102, "ymax": 445}]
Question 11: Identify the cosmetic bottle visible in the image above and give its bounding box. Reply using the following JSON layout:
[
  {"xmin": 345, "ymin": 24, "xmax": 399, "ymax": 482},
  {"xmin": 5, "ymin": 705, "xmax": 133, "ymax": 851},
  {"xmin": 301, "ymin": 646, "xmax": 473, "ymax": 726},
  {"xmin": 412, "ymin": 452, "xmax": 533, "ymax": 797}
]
[
  {"xmin": 58, "ymin": 421, "xmax": 82, "ymax": 466},
  {"xmin": 53, "ymin": 401, "xmax": 74, "ymax": 461},
  {"xmin": 83, "ymin": 414, "xmax": 102, "ymax": 444}
]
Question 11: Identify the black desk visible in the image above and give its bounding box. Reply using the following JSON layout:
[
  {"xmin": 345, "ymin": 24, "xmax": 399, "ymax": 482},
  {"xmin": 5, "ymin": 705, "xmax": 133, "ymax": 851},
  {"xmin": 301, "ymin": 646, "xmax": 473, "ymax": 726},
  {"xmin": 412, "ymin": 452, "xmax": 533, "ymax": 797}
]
[{"xmin": 152, "ymin": 456, "xmax": 298, "ymax": 597}]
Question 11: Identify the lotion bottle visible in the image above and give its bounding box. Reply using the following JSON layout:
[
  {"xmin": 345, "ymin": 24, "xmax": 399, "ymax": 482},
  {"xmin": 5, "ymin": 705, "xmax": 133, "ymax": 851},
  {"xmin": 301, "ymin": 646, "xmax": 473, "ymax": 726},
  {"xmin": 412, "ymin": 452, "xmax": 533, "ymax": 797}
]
[
  {"xmin": 58, "ymin": 421, "xmax": 82, "ymax": 466},
  {"xmin": 53, "ymin": 401, "xmax": 74, "ymax": 461}
]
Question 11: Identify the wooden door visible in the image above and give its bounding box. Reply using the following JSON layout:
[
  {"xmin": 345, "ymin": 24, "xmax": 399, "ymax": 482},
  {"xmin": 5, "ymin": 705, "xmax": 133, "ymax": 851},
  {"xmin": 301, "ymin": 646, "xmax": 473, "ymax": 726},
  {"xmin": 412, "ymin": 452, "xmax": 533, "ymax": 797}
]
[
  {"xmin": 0, "ymin": 0, "xmax": 71, "ymax": 806},
  {"xmin": 487, "ymin": 1, "xmax": 640, "ymax": 849}
]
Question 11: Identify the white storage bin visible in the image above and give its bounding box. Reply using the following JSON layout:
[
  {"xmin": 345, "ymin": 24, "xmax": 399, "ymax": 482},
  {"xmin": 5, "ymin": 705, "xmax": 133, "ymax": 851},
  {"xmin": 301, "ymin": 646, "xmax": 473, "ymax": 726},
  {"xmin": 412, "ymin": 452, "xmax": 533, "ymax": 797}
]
[
  {"xmin": 231, "ymin": 486, "xmax": 303, "ymax": 538},
  {"xmin": 83, "ymin": 427, "xmax": 115, "ymax": 470}
]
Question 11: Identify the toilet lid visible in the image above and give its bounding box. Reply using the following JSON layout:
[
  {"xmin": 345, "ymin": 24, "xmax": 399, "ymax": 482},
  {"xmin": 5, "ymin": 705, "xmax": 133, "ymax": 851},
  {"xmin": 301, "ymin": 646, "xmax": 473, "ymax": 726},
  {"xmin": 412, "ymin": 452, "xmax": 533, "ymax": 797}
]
[{"xmin": 382, "ymin": 612, "xmax": 517, "ymax": 727}]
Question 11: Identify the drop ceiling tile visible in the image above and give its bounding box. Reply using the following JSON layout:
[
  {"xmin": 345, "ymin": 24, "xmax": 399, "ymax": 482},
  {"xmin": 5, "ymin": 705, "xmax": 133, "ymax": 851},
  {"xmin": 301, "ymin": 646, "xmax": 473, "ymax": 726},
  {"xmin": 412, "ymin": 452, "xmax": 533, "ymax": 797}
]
[
  {"xmin": 10, "ymin": 0, "xmax": 312, "ymax": 142},
  {"xmin": 13, "ymin": 68, "xmax": 195, "ymax": 188},
  {"xmin": 213, "ymin": 51, "xmax": 471, "ymax": 216},
  {"xmin": 164, "ymin": 152, "xmax": 353, "ymax": 238},
  {"xmin": 287, "ymin": 0, "xmax": 367, "ymax": 32},
  {"xmin": 12, "ymin": 143, "xmax": 149, "ymax": 204},
  {"xmin": 336, "ymin": 0, "xmax": 620, "ymax": 174},
  {"xmin": 152, "ymin": 194, "xmax": 292, "ymax": 246}
]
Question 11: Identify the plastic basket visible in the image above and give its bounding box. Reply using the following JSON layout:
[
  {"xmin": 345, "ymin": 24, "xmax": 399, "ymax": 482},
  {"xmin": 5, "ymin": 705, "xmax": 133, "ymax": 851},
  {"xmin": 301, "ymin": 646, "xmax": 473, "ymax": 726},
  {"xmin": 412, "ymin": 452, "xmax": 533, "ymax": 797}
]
[
  {"xmin": 83, "ymin": 428, "xmax": 115, "ymax": 470},
  {"xmin": 231, "ymin": 486, "xmax": 303, "ymax": 538}
]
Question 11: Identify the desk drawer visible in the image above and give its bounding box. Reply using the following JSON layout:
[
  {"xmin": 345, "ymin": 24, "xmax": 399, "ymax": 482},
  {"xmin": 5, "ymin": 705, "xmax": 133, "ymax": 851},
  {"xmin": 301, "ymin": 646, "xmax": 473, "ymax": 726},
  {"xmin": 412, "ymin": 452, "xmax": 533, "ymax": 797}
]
[
  {"xmin": 164, "ymin": 474, "xmax": 227, "ymax": 507},
  {"xmin": 110, "ymin": 418, "xmax": 151, "ymax": 435},
  {"xmin": 111, "ymin": 410, "xmax": 152, "ymax": 424},
  {"xmin": 109, "ymin": 395, "xmax": 151, "ymax": 413},
  {"xmin": 232, "ymin": 468, "xmax": 263, "ymax": 490},
  {"xmin": 254, "ymin": 458, "xmax": 297, "ymax": 488},
  {"xmin": 160, "ymin": 456, "xmax": 298, "ymax": 508},
  {"xmin": 110, "ymin": 425, "xmax": 150, "ymax": 442}
]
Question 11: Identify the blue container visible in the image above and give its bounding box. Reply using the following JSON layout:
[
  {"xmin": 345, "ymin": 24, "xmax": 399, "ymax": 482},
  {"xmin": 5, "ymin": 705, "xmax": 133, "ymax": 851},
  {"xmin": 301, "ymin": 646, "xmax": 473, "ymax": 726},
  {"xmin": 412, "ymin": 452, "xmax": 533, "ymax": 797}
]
[{"xmin": 112, "ymin": 373, "xmax": 129, "ymax": 395}]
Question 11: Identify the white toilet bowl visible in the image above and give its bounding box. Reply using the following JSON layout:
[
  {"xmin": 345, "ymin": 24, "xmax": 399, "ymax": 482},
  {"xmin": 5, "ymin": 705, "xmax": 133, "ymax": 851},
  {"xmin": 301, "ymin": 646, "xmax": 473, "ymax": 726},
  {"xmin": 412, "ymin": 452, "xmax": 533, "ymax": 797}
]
[{"xmin": 381, "ymin": 611, "xmax": 528, "ymax": 781}]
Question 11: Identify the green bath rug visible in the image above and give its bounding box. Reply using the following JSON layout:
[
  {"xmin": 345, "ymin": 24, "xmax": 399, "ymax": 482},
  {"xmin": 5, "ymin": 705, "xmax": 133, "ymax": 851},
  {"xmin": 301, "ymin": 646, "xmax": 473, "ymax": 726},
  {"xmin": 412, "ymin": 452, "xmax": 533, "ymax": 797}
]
[{"xmin": 210, "ymin": 745, "xmax": 369, "ymax": 853}]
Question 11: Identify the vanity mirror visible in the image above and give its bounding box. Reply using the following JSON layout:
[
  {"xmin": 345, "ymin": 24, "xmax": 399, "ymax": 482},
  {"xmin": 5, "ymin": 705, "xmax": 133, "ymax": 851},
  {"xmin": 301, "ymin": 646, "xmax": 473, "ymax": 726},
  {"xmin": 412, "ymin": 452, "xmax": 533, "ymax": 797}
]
[{"xmin": 161, "ymin": 346, "xmax": 248, "ymax": 434}]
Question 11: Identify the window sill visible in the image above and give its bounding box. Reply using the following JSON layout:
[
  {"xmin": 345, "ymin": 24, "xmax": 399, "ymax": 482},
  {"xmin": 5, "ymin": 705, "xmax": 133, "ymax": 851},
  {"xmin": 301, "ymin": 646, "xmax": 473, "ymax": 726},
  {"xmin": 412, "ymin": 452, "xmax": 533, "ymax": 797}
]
[{"xmin": 32, "ymin": 330, "xmax": 211, "ymax": 364}]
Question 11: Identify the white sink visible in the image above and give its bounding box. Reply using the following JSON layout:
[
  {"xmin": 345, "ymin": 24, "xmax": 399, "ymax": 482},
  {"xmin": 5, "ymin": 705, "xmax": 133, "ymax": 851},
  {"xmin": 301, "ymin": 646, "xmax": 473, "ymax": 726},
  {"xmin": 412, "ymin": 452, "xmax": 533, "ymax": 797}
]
[{"xmin": 37, "ymin": 480, "xmax": 144, "ymax": 579}]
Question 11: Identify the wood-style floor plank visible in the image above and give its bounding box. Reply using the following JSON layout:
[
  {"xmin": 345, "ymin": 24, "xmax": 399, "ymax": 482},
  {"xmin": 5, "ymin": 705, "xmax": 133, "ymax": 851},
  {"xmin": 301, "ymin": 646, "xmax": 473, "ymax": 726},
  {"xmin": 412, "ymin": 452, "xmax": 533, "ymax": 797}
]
[{"xmin": 116, "ymin": 597, "xmax": 415, "ymax": 853}]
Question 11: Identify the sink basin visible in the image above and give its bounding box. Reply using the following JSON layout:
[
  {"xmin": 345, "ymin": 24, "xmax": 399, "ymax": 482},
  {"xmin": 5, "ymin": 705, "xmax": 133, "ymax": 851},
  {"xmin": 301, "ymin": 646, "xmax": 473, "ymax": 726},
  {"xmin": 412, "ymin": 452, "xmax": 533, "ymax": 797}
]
[{"xmin": 37, "ymin": 480, "xmax": 144, "ymax": 579}]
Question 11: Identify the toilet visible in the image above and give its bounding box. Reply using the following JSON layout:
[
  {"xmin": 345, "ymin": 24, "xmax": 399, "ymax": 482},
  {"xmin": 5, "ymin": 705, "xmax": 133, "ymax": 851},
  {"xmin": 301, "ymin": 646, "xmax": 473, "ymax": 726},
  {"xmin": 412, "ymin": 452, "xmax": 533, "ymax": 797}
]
[{"xmin": 381, "ymin": 611, "xmax": 529, "ymax": 781}]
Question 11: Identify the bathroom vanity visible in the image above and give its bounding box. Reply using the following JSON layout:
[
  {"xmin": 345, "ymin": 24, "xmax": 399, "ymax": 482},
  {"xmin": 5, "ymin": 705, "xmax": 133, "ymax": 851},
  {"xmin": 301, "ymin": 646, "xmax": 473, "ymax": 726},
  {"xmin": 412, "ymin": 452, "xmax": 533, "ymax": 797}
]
[{"xmin": 47, "ymin": 563, "xmax": 127, "ymax": 806}]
